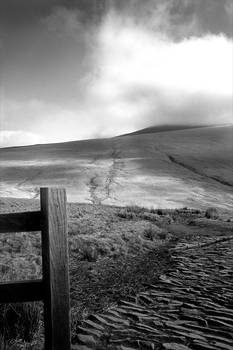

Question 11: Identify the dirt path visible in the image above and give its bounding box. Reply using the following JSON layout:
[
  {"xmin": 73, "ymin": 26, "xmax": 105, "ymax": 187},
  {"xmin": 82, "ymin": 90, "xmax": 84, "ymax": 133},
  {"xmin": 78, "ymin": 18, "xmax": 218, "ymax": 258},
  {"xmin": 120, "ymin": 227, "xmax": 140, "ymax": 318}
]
[
  {"xmin": 87, "ymin": 141, "xmax": 124, "ymax": 205},
  {"xmin": 73, "ymin": 234, "xmax": 233, "ymax": 350},
  {"xmin": 103, "ymin": 143, "xmax": 124, "ymax": 202}
]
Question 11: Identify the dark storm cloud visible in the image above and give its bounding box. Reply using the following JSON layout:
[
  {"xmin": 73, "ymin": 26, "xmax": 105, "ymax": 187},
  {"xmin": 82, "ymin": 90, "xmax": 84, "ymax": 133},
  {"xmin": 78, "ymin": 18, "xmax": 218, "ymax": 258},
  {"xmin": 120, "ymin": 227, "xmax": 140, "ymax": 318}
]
[
  {"xmin": 0, "ymin": 0, "xmax": 106, "ymax": 29},
  {"xmin": 111, "ymin": 0, "xmax": 233, "ymax": 39},
  {"xmin": 1, "ymin": 0, "xmax": 232, "ymax": 37},
  {"xmin": 1, "ymin": 1, "xmax": 100, "ymax": 105},
  {"xmin": 165, "ymin": 0, "xmax": 233, "ymax": 38}
]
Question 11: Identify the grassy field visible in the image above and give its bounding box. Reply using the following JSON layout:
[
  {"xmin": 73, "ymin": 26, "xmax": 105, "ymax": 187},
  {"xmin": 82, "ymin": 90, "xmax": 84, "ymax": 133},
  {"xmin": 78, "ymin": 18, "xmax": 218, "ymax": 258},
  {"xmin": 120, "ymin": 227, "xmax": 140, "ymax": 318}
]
[
  {"xmin": 0, "ymin": 125, "xmax": 232, "ymax": 211},
  {"xmin": 1, "ymin": 196, "xmax": 233, "ymax": 349}
]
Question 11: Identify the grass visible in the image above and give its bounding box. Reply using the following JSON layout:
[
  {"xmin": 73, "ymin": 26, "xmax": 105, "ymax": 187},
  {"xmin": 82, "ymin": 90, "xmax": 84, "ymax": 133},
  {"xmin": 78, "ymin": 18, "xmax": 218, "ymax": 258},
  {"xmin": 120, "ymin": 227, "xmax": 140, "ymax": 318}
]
[
  {"xmin": 0, "ymin": 280, "xmax": 43, "ymax": 349},
  {"xmin": 0, "ymin": 198, "xmax": 232, "ymax": 349},
  {"xmin": 0, "ymin": 199, "xmax": 174, "ymax": 348},
  {"xmin": 0, "ymin": 229, "xmax": 43, "ymax": 349}
]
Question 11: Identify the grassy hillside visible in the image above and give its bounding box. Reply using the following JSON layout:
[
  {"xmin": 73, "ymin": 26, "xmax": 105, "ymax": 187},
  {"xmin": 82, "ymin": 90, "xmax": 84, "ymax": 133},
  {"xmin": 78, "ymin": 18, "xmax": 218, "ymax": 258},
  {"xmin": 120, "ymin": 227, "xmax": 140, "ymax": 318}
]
[{"xmin": 0, "ymin": 125, "xmax": 232, "ymax": 211}]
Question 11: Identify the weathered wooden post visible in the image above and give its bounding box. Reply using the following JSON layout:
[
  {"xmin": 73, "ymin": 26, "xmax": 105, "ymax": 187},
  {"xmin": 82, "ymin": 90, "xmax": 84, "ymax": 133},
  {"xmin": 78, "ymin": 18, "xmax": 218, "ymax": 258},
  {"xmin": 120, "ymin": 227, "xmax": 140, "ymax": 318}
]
[
  {"xmin": 40, "ymin": 188, "xmax": 71, "ymax": 350},
  {"xmin": 0, "ymin": 187, "xmax": 71, "ymax": 350}
]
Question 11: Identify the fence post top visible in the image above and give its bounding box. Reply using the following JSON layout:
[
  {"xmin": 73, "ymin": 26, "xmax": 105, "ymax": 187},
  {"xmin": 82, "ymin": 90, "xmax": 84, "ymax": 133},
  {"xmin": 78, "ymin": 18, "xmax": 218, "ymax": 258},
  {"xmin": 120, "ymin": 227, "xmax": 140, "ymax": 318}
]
[{"xmin": 40, "ymin": 187, "xmax": 66, "ymax": 192}]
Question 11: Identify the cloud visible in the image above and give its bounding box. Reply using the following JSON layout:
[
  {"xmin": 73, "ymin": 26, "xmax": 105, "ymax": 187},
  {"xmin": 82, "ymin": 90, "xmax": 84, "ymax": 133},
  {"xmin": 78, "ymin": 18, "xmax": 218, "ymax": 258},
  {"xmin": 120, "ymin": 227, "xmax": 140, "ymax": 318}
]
[
  {"xmin": 95, "ymin": 18, "xmax": 232, "ymax": 97},
  {"xmin": 0, "ymin": 130, "xmax": 43, "ymax": 148},
  {"xmin": 1, "ymin": 3, "xmax": 232, "ymax": 146},
  {"xmin": 1, "ymin": 99, "xmax": 101, "ymax": 143},
  {"xmin": 110, "ymin": 0, "xmax": 233, "ymax": 40},
  {"xmin": 81, "ymin": 12, "xmax": 232, "ymax": 131},
  {"xmin": 2, "ymin": 0, "xmax": 232, "ymax": 39},
  {"xmin": 225, "ymin": 0, "xmax": 233, "ymax": 15},
  {"xmin": 42, "ymin": 6, "xmax": 85, "ymax": 38}
]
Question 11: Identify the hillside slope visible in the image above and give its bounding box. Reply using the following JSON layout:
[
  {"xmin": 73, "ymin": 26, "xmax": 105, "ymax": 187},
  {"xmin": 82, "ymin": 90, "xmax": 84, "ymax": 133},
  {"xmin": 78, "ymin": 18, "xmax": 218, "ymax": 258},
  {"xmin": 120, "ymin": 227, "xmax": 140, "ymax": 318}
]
[
  {"xmin": 0, "ymin": 125, "xmax": 232, "ymax": 211},
  {"xmin": 122, "ymin": 124, "xmax": 210, "ymax": 136}
]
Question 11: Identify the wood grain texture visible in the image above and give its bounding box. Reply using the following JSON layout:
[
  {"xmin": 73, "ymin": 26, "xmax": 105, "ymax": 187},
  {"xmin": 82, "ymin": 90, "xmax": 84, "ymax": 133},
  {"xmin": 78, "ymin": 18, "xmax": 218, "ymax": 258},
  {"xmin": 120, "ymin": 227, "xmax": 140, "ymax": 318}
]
[
  {"xmin": 40, "ymin": 188, "xmax": 71, "ymax": 350},
  {"xmin": 0, "ymin": 211, "xmax": 41, "ymax": 233},
  {"xmin": 0, "ymin": 280, "xmax": 43, "ymax": 303}
]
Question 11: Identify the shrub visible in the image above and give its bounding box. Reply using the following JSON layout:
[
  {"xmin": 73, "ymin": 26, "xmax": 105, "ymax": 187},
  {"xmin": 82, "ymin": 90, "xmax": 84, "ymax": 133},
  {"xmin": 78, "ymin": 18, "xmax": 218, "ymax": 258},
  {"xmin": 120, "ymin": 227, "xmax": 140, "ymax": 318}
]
[{"xmin": 205, "ymin": 207, "xmax": 219, "ymax": 219}]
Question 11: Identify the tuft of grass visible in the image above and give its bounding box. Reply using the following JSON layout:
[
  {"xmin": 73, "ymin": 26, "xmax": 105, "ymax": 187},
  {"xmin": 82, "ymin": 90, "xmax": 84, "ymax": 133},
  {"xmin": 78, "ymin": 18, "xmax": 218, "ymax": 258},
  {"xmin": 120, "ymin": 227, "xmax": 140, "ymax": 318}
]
[
  {"xmin": 143, "ymin": 225, "xmax": 163, "ymax": 241},
  {"xmin": 117, "ymin": 205, "xmax": 175, "ymax": 225},
  {"xmin": 139, "ymin": 211, "xmax": 162, "ymax": 222},
  {"xmin": 157, "ymin": 231, "xmax": 167, "ymax": 240},
  {"xmin": 117, "ymin": 205, "xmax": 152, "ymax": 220},
  {"xmin": 117, "ymin": 206, "xmax": 161, "ymax": 222},
  {"xmin": 126, "ymin": 205, "xmax": 146, "ymax": 214},
  {"xmin": 80, "ymin": 242, "xmax": 98, "ymax": 262},
  {"xmin": 117, "ymin": 208, "xmax": 136, "ymax": 220},
  {"xmin": 205, "ymin": 207, "xmax": 219, "ymax": 219}
]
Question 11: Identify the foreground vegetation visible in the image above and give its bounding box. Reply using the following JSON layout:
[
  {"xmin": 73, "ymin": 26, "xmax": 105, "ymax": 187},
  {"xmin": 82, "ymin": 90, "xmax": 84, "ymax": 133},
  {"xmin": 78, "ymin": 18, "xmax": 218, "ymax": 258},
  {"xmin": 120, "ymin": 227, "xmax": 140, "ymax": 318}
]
[{"xmin": 0, "ymin": 198, "xmax": 232, "ymax": 349}]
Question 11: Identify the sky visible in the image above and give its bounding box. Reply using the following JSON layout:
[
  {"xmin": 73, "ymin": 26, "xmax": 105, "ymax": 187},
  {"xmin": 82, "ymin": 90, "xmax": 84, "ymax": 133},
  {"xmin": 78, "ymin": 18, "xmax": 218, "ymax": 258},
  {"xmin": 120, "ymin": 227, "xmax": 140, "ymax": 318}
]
[{"xmin": 0, "ymin": 0, "xmax": 232, "ymax": 147}]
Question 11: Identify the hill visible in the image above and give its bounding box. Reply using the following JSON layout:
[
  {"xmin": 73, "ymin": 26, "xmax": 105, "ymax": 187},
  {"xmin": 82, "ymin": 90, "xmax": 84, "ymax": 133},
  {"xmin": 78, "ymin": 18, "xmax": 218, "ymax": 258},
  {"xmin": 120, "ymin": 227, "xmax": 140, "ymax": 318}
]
[
  {"xmin": 0, "ymin": 124, "xmax": 232, "ymax": 211},
  {"xmin": 122, "ymin": 124, "xmax": 210, "ymax": 136}
]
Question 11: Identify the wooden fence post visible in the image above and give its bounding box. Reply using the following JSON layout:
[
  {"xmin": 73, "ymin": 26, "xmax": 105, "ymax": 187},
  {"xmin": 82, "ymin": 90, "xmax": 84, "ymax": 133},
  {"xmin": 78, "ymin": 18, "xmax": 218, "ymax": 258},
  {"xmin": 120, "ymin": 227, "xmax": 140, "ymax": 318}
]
[{"xmin": 40, "ymin": 188, "xmax": 71, "ymax": 350}]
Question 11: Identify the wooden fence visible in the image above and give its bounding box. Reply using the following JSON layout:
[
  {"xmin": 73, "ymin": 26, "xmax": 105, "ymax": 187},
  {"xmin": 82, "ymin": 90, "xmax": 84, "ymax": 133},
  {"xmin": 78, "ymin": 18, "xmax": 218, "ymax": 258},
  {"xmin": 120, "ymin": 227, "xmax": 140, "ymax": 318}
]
[{"xmin": 0, "ymin": 188, "xmax": 71, "ymax": 350}]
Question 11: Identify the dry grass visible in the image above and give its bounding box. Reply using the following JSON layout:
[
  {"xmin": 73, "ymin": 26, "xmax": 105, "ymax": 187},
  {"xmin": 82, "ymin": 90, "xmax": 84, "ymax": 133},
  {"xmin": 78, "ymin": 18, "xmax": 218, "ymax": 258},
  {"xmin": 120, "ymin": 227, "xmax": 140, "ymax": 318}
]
[
  {"xmin": 0, "ymin": 230, "xmax": 43, "ymax": 349},
  {"xmin": 1, "ymin": 198, "xmax": 231, "ymax": 349},
  {"xmin": 0, "ymin": 199, "xmax": 176, "ymax": 348}
]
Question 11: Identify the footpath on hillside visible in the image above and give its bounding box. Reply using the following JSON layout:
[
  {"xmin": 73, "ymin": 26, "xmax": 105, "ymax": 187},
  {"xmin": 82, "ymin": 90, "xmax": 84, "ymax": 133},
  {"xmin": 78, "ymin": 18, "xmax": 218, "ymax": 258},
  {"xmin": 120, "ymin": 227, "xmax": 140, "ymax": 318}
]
[{"xmin": 73, "ymin": 219, "xmax": 233, "ymax": 350}]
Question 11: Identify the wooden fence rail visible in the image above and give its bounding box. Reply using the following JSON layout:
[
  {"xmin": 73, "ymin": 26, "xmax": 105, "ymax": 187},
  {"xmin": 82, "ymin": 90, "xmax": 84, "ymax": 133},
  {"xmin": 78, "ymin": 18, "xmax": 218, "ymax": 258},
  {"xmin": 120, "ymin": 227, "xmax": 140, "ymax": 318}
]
[{"xmin": 0, "ymin": 188, "xmax": 71, "ymax": 350}]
